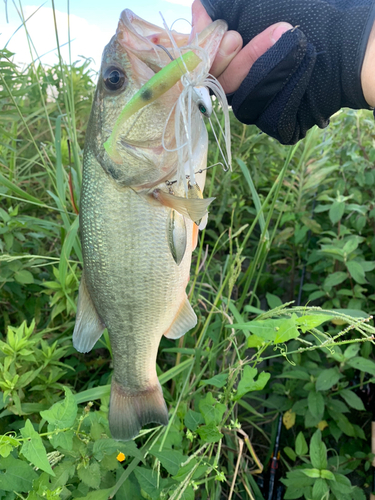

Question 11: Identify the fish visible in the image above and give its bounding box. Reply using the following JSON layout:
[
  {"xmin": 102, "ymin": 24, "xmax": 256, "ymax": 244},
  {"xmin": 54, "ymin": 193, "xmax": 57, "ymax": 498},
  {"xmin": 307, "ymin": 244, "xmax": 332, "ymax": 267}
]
[{"xmin": 72, "ymin": 9, "xmax": 228, "ymax": 441}]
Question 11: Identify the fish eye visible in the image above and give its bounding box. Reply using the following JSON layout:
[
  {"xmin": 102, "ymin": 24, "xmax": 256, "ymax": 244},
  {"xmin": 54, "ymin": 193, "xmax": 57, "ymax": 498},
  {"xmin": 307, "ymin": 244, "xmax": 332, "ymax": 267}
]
[{"xmin": 103, "ymin": 66, "xmax": 127, "ymax": 92}]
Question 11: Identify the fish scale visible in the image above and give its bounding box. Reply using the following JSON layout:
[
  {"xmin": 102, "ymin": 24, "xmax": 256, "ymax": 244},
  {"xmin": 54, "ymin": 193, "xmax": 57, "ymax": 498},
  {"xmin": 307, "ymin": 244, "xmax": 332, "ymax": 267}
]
[{"xmin": 81, "ymin": 151, "xmax": 192, "ymax": 391}]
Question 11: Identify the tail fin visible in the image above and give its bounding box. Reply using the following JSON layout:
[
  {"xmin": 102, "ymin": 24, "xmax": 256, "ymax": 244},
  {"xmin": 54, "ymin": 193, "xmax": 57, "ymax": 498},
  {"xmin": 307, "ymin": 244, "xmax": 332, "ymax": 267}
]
[{"xmin": 109, "ymin": 379, "xmax": 169, "ymax": 441}]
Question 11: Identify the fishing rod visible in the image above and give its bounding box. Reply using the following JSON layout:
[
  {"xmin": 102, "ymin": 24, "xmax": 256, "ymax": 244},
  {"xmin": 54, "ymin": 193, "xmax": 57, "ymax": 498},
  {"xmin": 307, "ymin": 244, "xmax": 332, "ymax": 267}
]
[{"xmin": 267, "ymin": 413, "xmax": 283, "ymax": 500}]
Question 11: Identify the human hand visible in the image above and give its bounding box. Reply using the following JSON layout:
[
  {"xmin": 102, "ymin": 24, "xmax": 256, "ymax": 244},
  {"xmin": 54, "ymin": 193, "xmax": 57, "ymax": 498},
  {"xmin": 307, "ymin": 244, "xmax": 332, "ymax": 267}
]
[
  {"xmin": 191, "ymin": 0, "xmax": 292, "ymax": 94},
  {"xmin": 192, "ymin": 0, "xmax": 375, "ymax": 145}
]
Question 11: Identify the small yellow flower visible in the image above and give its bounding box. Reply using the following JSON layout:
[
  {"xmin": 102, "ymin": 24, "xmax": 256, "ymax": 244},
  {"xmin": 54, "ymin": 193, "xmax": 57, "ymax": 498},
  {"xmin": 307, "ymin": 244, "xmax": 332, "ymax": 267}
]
[{"xmin": 117, "ymin": 452, "xmax": 126, "ymax": 462}]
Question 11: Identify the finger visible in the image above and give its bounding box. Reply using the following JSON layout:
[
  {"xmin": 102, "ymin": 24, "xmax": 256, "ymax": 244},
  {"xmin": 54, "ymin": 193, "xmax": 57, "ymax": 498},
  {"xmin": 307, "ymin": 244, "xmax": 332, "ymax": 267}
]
[
  {"xmin": 217, "ymin": 22, "xmax": 293, "ymax": 94},
  {"xmin": 210, "ymin": 31, "xmax": 243, "ymax": 77},
  {"xmin": 190, "ymin": 0, "xmax": 212, "ymax": 41}
]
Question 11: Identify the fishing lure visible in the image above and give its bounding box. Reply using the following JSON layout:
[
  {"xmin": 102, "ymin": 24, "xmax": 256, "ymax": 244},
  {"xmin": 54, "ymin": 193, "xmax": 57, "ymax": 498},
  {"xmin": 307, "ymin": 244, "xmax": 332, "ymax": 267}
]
[{"xmin": 104, "ymin": 50, "xmax": 202, "ymax": 163}]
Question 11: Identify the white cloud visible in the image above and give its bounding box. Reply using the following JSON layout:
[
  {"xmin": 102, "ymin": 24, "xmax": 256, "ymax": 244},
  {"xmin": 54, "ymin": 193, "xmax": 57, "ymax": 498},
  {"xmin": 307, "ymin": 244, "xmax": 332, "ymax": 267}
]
[{"xmin": 1, "ymin": 5, "xmax": 113, "ymax": 71}]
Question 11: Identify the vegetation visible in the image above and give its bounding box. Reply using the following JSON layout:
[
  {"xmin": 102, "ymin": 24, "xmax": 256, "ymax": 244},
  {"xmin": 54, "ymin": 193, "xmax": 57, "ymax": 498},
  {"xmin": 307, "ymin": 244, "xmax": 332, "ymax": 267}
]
[{"xmin": 1, "ymin": 8, "xmax": 375, "ymax": 499}]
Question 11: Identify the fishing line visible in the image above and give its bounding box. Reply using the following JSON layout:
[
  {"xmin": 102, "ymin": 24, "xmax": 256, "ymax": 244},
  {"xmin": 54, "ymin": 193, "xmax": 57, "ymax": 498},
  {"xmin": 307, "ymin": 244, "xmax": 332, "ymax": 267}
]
[
  {"xmin": 169, "ymin": 18, "xmax": 192, "ymax": 31},
  {"xmin": 165, "ymin": 162, "xmax": 228, "ymax": 186},
  {"xmin": 209, "ymin": 115, "xmax": 231, "ymax": 173}
]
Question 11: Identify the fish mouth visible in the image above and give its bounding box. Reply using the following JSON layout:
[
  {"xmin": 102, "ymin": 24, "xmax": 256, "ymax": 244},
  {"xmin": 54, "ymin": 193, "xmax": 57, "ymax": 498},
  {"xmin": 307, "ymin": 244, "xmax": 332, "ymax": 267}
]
[
  {"xmin": 117, "ymin": 9, "xmax": 190, "ymax": 73},
  {"xmin": 116, "ymin": 9, "xmax": 228, "ymax": 75}
]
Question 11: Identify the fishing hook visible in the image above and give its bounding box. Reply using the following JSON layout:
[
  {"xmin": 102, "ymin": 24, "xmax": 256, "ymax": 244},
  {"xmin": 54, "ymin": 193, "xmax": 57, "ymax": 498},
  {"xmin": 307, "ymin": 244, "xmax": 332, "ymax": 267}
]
[{"xmin": 156, "ymin": 44, "xmax": 174, "ymax": 61}]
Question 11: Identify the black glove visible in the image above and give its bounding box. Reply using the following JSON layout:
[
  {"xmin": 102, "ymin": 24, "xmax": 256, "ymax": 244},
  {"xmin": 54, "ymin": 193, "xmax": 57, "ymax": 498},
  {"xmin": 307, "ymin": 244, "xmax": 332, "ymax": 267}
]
[{"xmin": 201, "ymin": 0, "xmax": 375, "ymax": 144}]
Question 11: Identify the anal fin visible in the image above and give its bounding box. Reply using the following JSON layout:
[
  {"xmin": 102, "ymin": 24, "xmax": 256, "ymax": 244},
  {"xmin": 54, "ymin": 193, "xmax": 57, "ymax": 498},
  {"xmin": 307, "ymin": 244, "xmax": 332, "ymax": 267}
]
[
  {"xmin": 73, "ymin": 273, "xmax": 105, "ymax": 353},
  {"xmin": 164, "ymin": 297, "xmax": 197, "ymax": 339}
]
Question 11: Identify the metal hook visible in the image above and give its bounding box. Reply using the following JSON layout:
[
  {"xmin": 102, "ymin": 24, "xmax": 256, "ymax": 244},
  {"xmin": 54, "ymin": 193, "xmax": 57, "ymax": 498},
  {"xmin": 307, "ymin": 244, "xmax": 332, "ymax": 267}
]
[{"xmin": 156, "ymin": 44, "xmax": 174, "ymax": 61}]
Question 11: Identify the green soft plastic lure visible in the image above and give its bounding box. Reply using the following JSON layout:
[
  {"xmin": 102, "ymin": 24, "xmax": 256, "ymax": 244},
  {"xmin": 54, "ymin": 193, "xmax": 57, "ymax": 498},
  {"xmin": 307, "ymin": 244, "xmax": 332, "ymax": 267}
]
[{"xmin": 104, "ymin": 50, "xmax": 201, "ymax": 163}]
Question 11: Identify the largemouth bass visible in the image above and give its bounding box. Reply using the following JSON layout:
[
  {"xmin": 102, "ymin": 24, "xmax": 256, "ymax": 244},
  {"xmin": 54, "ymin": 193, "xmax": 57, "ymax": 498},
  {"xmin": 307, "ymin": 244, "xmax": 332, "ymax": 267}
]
[{"xmin": 73, "ymin": 9, "xmax": 227, "ymax": 441}]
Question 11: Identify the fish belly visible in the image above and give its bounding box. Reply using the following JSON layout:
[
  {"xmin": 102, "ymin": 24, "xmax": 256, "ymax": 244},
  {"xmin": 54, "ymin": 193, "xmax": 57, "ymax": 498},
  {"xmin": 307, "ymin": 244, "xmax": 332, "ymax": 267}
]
[{"xmin": 79, "ymin": 153, "xmax": 194, "ymax": 439}]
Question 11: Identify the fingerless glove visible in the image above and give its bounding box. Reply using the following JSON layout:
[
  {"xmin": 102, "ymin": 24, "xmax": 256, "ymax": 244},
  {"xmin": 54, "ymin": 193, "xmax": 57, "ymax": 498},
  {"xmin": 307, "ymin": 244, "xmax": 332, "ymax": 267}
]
[{"xmin": 201, "ymin": 0, "xmax": 375, "ymax": 144}]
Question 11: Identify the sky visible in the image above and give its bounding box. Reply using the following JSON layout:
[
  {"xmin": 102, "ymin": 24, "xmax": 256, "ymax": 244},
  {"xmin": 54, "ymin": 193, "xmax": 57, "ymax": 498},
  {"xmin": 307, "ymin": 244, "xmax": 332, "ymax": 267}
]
[{"xmin": 0, "ymin": 0, "xmax": 193, "ymax": 71}]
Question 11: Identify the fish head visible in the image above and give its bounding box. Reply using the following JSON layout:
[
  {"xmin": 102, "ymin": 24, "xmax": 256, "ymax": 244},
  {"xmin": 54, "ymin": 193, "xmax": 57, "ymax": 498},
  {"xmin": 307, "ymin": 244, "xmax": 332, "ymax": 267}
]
[{"xmin": 85, "ymin": 9, "xmax": 227, "ymax": 189}]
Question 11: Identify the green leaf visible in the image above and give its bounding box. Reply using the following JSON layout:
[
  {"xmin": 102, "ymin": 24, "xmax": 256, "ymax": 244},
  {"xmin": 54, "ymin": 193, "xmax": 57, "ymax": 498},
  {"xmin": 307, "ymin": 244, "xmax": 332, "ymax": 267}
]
[
  {"xmin": 75, "ymin": 488, "xmax": 114, "ymax": 500},
  {"xmin": 134, "ymin": 467, "xmax": 163, "ymax": 500},
  {"xmin": 343, "ymin": 343, "xmax": 360, "ymax": 359},
  {"xmin": 150, "ymin": 449, "xmax": 184, "ymax": 475},
  {"xmin": 328, "ymin": 410, "xmax": 355, "ymax": 437},
  {"xmin": 266, "ymin": 293, "xmax": 283, "ymax": 309},
  {"xmin": 316, "ymin": 367, "xmax": 341, "ymax": 391},
  {"xmin": 300, "ymin": 468, "xmax": 320, "ymax": 478},
  {"xmin": 172, "ymin": 459, "xmax": 207, "ymax": 482},
  {"xmin": 330, "ymin": 473, "xmax": 351, "ymax": 497},
  {"xmin": 339, "ymin": 389, "xmax": 365, "ymax": 411},
  {"xmin": 92, "ymin": 439, "xmax": 120, "ymax": 460},
  {"xmin": 14, "ymin": 269, "xmax": 34, "ymax": 284},
  {"xmin": 308, "ymin": 391, "xmax": 324, "ymax": 420},
  {"xmin": 309, "ymin": 430, "xmax": 327, "ymax": 470},
  {"xmin": 93, "ymin": 439, "xmax": 142, "ymax": 462},
  {"xmin": 180, "ymin": 486, "xmax": 195, "ymax": 500},
  {"xmin": 20, "ymin": 419, "xmax": 54, "ymax": 476},
  {"xmin": 232, "ymin": 321, "xmax": 276, "ymax": 340},
  {"xmin": 235, "ymin": 366, "xmax": 270, "ymax": 400},
  {"xmin": 343, "ymin": 237, "xmax": 361, "ymax": 255},
  {"xmin": 184, "ymin": 410, "xmax": 205, "ymax": 431},
  {"xmin": 279, "ymin": 370, "xmax": 310, "ymax": 381},
  {"xmin": 282, "ymin": 470, "xmax": 315, "ymax": 489},
  {"xmin": 329, "ymin": 200, "xmax": 345, "ymax": 225},
  {"xmin": 77, "ymin": 462, "xmax": 101, "ymax": 489},
  {"xmin": 295, "ymin": 431, "xmax": 308, "ymax": 457},
  {"xmin": 295, "ymin": 314, "xmax": 333, "ymax": 333},
  {"xmin": 312, "ymin": 478, "xmax": 329, "ymax": 500},
  {"xmin": 197, "ymin": 423, "xmax": 223, "ymax": 443},
  {"xmin": 348, "ymin": 356, "xmax": 375, "ymax": 376},
  {"xmin": 233, "ymin": 318, "xmax": 299, "ymax": 343},
  {"xmin": 0, "ymin": 435, "xmax": 20, "ymax": 458},
  {"xmin": 347, "ymin": 261, "xmax": 367, "ymax": 284},
  {"xmin": 323, "ymin": 272, "xmax": 347, "ymax": 288},
  {"xmin": 352, "ymin": 486, "xmax": 367, "ymax": 500},
  {"xmin": 327, "ymin": 398, "xmax": 349, "ymax": 413},
  {"xmin": 247, "ymin": 335, "xmax": 265, "ymax": 348},
  {"xmin": 0, "ymin": 455, "xmax": 38, "ymax": 492},
  {"xmin": 320, "ymin": 469, "xmax": 335, "ymax": 480},
  {"xmin": 50, "ymin": 461, "xmax": 76, "ymax": 489},
  {"xmin": 199, "ymin": 393, "xmax": 226, "ymax": 425},
  {"xmin": 284, "ymin": 446, "xmax": 296, "ymax": 461},
  {"xmin": 40, "ymin": 386, "xmax": 77, "ymax": 429},
  {"xmin": 50, "ymin": 429, "xmax": 74, "ymax": 451},
  {"xmin": 199, "ymin": 373, "xmax": 228, "ymax": 388},
  {"xmin": 274, "ymin": 318, "xmax": 300, "ymax": 343}
]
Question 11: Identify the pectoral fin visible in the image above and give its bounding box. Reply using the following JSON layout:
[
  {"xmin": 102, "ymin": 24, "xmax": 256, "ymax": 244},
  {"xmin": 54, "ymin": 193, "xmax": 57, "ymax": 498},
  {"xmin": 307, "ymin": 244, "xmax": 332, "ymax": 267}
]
[
  {"xmin": 153, "ymin": 189, "xmax": 214, "ymax": 225},
  {"xmin": 168, "ymin": 209, "xmax": 187, "ymax": 265},
  {"xmin": 164, "ymin": 297, "xmax": 197, "ymax": 339},
  {"xmin": 73, "ymin": 274, "xmax": 105, "ymax": 353}
]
